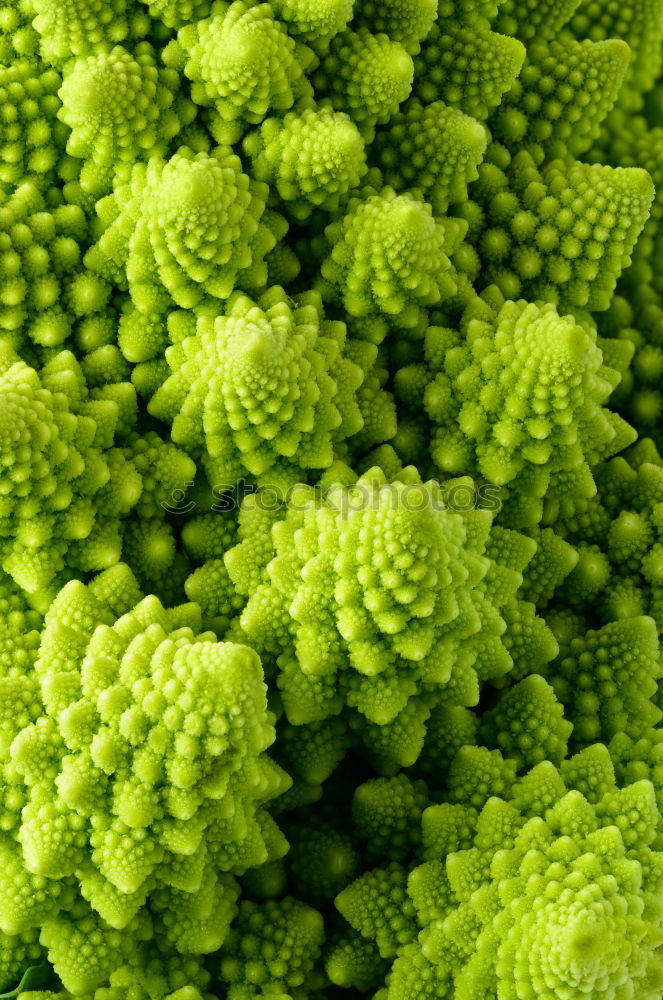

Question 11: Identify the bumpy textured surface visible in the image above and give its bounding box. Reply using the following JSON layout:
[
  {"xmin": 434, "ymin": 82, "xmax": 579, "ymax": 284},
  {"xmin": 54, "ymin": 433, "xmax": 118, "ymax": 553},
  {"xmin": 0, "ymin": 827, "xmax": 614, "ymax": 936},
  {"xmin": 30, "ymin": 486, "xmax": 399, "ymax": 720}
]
[
  {"xmin": 0, "ymin": 0, "xmax": 661, "ymax": 996},
  {"xmin": 540, "ymin": 445, "xmax": 663, "ymax": 627},
  {"xmin": 371, "ymin": 101, "xmax": 487, "ymax": 214},
  {"xmin": 6, "ymin": 569, "xmax": 289, "ymax": 989},
  {"xmin": 342, "ymin": 745, "xmax": 663, "ymax": 999},
  {"xmin": 352, "ymin": 774, "xmax": 428, "ymax": 861},
  {"xmin": 480, "ymin": 673, "xmax": 572, "ymax": 769},
  {"xmin": 225, "ymin": 465, "xmax": 553, "ymax": 750},
  {"xmin": 471, "ymin": 156, "xmax": 654, "ymax": 310},
  {"xmin": 0, "ymin": 182, "xmax": 105, "ymax": 351},
  {"xmin": 244, "ymin": 108, "xmax": 367, "ymax": 218},
  {"xmin": 394, "ymin": 292, "xmax": 636, "ymax": 529},
  {"xmin": 494, "ymin": 37, "xmax": 631, "ymax": 160},
  {"xmin": 149, "ymin": 287, "xmax": 379, "ymax": 486},
  {"xmin": 268, "ymin": 0, "xmax": 353, "ymax": 45},
  {"xmin": 31, "ymin": 0, "xmax": 137, "ymax": 65},
  {"xmin": 313, "ymin": 28, "xmax": 414, "ymax": 134},
  {"xmin": 219, "ymin": 896, "xmax": 325, "ymax": 997},
  {"xmin": 58, "ymin": 44, "xmax": 191, "ymax": 196},
  {"xmin": 570, "ymin": 0, "xmax": 663, "ymax": 103},
  {"xmin": 352, "ymin": 0, "xmax": 436, "ymax": 54},
  {"xmin": 0, "ymin": 345, "xmax": 148, "ymax": 602},
  {"xmin": 546, "ymin": 614, "xmax": 662, "ymax": 745},
  {"xmin": 86, "ymin": 146, "xmax": 282, "ymax": 314},
  {"xmin": 1, "ymin": 350, "xmax": 192, "ymax": 604},
  {"xmin": 412, "ymin": 20, "xmax": 525, "ymax": 120},
  {"xmin": 0, "ymin": 60, "xmax": 62, "ymax": 190},
  {"xmin": 320, "ymin": 187, "xmax": 465, "ymax": 328},
  {"xmin": 180, "ymin": 2, "xmax": 313, "ymax": 125}
]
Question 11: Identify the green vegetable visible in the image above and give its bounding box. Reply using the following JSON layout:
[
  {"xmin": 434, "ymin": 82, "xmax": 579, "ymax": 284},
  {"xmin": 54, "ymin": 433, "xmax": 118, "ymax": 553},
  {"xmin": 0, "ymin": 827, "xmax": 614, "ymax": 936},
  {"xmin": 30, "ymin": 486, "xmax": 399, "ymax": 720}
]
[{"xmin": 0, "ymin": 0, "xmax": 661, "ymax": 995}]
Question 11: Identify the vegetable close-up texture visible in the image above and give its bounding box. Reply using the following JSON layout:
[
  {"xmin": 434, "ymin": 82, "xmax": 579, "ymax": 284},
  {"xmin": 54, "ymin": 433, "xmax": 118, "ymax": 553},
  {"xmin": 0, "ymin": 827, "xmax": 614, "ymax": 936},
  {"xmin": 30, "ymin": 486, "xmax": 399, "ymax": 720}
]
[{"xmin": 1, "ymin": 0, "xmax": 663, "ymax": 997}]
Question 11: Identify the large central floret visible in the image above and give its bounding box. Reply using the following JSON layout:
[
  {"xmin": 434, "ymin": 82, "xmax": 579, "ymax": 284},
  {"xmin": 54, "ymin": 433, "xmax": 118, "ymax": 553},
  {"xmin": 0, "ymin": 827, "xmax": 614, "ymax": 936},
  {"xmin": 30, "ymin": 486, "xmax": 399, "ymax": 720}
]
[{"xmin": 225, "ymin": 465, "xmax": 551, "ymax": 743}]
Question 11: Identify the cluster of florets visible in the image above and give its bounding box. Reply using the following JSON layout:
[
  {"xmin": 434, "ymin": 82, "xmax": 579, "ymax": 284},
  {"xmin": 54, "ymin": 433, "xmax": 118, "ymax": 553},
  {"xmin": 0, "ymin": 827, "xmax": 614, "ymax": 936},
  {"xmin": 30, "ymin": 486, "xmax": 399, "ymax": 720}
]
[
  {"xmin": 345, "ymin": 745, "xmax": 663, "ymax": 1000},
  {"xmin": 0, "ymin": 565, "xmax": 289, "ymax": 995},
  {"xmin": 0, "ymin": 343, "xmax": 195, "ymax": 607},
  {"xmin": 0, "ymin": 0, "xmax": 662, "ymax": 997}
]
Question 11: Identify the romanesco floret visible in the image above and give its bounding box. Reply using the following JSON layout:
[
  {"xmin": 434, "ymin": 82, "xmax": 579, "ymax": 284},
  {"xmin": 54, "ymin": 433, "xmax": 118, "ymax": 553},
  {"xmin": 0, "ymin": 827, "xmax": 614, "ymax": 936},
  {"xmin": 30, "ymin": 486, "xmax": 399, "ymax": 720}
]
[
  {"xmin": 494, "ymin": 0, "xmax": 588, "ymax": 44},
  {"xmin": 149, "ymin": 287, "xmax": 382, "ymax": 487},
  {"xmin": 370, "ymin": 100, "xmax": 487, "ymax": 216},
  {"xmin": 545, "ymin": 613, "xmax": 662, "ymax": 746},
  {"xmin": 335, "ymin": 862, "xmax": 417, "ymax": 960},
  {"xmin": 422, "ymin": 747, "xmax": 663, "ymax": 998},
  {"xmin": 412, "ymin": 18, "xmax": 525, "ymax": 120},
  {"xmin": 0, "ymin": 346, "xmax": 143, "ymax": 602},
  {"xmin": 0, "ymin": 182, "xmax": 106, "ymax": 351},
  {"xmin": 272, "ymin": 716, "xmax": 351, "ymax": 803},
  {"xmin": 39, "ymin": 898, "xmax": 150, "ymax": 995},
  {"xmin": 319, "ymin": 187, "xmax": 465, "ymax": 329},
  {"xmin": 551, "ymin": 449, "xmax": 663, "ymax": 628},
  {"xmin": 325, "ymin": 926, "xmax": 387, "ymax": 991},
  {"xmin": 178, "ymin": 1, "xmax": 314, "ymax": 127},
  {"xmin": 0, "ymin": 60, "xmax": 63, "ymax": 191},
  {"xmin": 519, "ymin": 526, "xmax": 579, "ymax": 606},
  {"xmin": 30, "ymin": 0, "xmax": 145, "ymax": 66},
  {"xmin": 480, "ymin": 673, "xmax": 572, "ymax": 770},
  {"xmin": 569, "ymin": 0, "xmax": 663, "ymax": 105},
  {"xmin": 352, "ymin": 0, "xmax": 436, "ymax": 55},
  {"xmin": 137, "ymin": 0, "xmax": 208, "ymax": 29},
  {"xmin": 0, "ymin": 0, "xmax": 40, "ymax": 63},
  {"xmin": 410, "ymin": 704, "xmax": 478, "ymax": 791},
  {"xmin": 285, "ymin": 818, "xmax": 358, "ymax": 902},
  {"xmin": 86, "ymin": 146, "xmax": 283, "ymax": 314},
  {"xmin": 339, "ymin": 744, "xmax": 663, "ymax": 1000},
  {"xmin": 352, "ymin": 774, "xmax": 428, "ymax": 862},
  {"xmin": 0, "ymin": 574, "xmax": 43, "ymax": 881},
  {"xmin": 8, "ymin": 570, "xmax": 289, "ymax": 968},
  {"xmin": 470, "ymin": 153, "xmax": 654, "ymax": 311},
  {"xmin": 268, "ymin": 0, "xmax": 353, "ymax": 47},
  {"xmin": 225, "ymin": 465, "xmax": 552, "ymax": 753},
  {"xmin": 494, "ymin": 36, "xmax": 631, "ymax": 161},
  {"xmin": 0, "ymin": 927, "xmax": 43, "ymax": 992},
  {"xmin": 243, "ymin": 108, "xmax": 367, "ymax": 219},
  {"xmin": 58, "ymin": 44, "xmax": 193, "ymax": 197},
  {"xmin": 445, "ymin": 744, "xmax": 517, "ymax": 812},
  {"xmin": 395, "ymin": 292, "xmax": 636, "ymax": 527},
  {"xmin": 0, "ymin": 342, "xmax": 194, "ymax": 610},
  {"xmin": 219, "ymin": 896, "xmax": 325, "ymax": 999},
  {"xmin": 312, "ymin": 29, "xmax": 414, "ymax": 136},
  {"xmin": 0, "ymin": 0, "xmax": 659, "ymax": 995}
]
